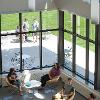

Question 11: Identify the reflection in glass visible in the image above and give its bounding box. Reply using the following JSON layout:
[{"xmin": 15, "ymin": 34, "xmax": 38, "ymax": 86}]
[
  {"xmin": 64, "ymin": 11, "xmax": 72, "ymax": 31},
  {"xmin": 22, "ymin": 12, "xmax": 40, "ymax": 69},
  {"xmin": 64, "ymin": 32, "xmax": 72, "ymax": 70},
  {"xmin": 2, "ymin": 35, "xmax": 20, "ymax": 72},
  {"xmin": 76, "ymin": 38, "xmax": 86, "ymax": 77},
  {"xmin": 89, "ymin": 43, "xmax": 95, "ymax": 83},
  {"xmin": 42, "ymin": 31, "xmax": 58, "ymax": 66}
]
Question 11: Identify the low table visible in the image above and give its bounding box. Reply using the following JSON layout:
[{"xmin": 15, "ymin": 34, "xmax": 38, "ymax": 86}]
[{"xmin": 24, "ymin": 80, "xmax": 41, "ymax": 93}]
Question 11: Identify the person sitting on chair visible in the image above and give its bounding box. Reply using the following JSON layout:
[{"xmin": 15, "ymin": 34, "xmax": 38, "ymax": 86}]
[
  {"xmin": 52, "ymin": 77, "xmax": 75, "ymax": 100},
  {"xmin": 7, "ymin": 68, "xmax": 23, "ymax": 96},
  {"xmin": 40, "ymin": 63, "xmax": 61, "ymax": 89}
]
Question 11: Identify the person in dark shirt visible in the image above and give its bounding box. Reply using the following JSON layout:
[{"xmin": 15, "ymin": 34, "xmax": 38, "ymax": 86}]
[
  {"xmin": 7, "ymin": 68, "xmax": 23, "ymax": 95},
  {"xmin": 40, "ymin": 63, "xmax": 61, "ymax": 88}
]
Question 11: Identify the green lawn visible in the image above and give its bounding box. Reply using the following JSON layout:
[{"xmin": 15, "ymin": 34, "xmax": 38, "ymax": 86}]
[{"xmin": 1, "ymin": 10, "xmax": 95, "ymax": 51}]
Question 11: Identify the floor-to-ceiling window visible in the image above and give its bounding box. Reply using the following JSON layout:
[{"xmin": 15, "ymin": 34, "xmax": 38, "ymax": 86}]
[
  {"xmin": 64, "ymin": 11, "xmax": 72, "ymax": 70},
  {"xmin": 0, "ymin": 10, "xmax": 59, "ymax": 73},
  {"xmin": 1, "ymin": 13, "xmax": 20, "ymax": 72},
  {"xmin": 64, "ymin": 11, "xmax": 95, "ymax": 87},
  {"xmin": 21, "ymin": 12, "xmax": 40, "ymax": 70},
  {"xmin": 0, "ymin": 10, "xmax": 96, "ymax": 88},
  {"xmin": 42, "ymin": 10, "xmax": 58, "ymax": 67}
]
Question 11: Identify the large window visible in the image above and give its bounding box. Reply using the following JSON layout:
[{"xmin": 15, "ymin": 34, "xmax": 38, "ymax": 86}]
[
  {"xmin": 21, "ymin": 12, "xmax": 40, "ymax": 70},
  {"xmin": 76, "ymin": 16, "xmax": 86, "ymax": 36},
  {"xmin": 1, "ymin": 14, "xmax": 20, "ymax": 72},
  {"xmin": 64, "ymin": 32, "xmax": 72, "ymax": 70},
  {"xmin": 1, "ymin": 14, "xmax": 19, "ymax": 31},
  {"xmin": 76, "ymin": 38, "xmax": 86, "ymax": 77},
  {"xmin": 64, "ymin": 11, "xmax": 95, "ymax": 87},
  {"xmin": 42, "ymin": 10, "xmax": 58, "ymax": 30},
  {"xmin": 42, "ymin": 10, "xmax": 58, "ymax": 67},
  {"xmin": 0, "ymin": 11, "xmax": 59, "ymax": 73},
  {"xmin": 64, "ymin": 11, "xmax": 72, "ymax": 31},
  {"xmin": 89, "ymin": 43, "xmax": 95, "ymax": 83},
  {"xmin": 64, "ymin": 11, "xmax": 72, "ymax": 70},
  {"xmin": 0, "ymin": 10, "xmax": 96, "ymax": 88}
]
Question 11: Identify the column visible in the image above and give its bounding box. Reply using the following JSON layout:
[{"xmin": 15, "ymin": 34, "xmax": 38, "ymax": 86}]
[
  {"xmin": 58, "ymin": 10, "xmax": 64, "ymax": 66},
  {"xmin": 94, "ymin": 24, "xmax": 100, "ymax": 90}
]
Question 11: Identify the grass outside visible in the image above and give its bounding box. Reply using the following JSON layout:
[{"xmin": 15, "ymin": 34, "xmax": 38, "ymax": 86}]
[{"xmin": 1, "ymin": 10, "xmax": 95, "ymax": 51}]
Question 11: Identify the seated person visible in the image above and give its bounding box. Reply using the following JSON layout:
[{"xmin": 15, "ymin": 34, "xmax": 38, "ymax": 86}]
[
  {"xmin": 40, "ymin": 63, "xmax": 61, "ymax": 88},
  {"xmin": 53, "ymin": 77, "xmax": 75, "ymax": 100},
  {"xmin": 87, "ymin": 93, "xmax": 96, "ymax": 100},
  {"xmin": 7, "ymin": 68, "xmax": 23, "ymax": 96}
]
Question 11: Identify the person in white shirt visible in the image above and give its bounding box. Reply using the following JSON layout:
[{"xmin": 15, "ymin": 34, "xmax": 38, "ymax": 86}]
[
  {"xmin": 32, "ymin": 19, "xmax": 39, "ymax": 43},
  {"xmin": 23, "ymin": 18, "xmax": 29, "ymax": 41}
]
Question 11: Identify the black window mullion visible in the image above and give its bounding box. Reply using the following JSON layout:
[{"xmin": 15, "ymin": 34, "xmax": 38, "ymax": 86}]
[
  {"xmin": 39, "ymin": 11, "xmax": 42, "ymax": 70},
  {"xmin": 72, "ymin": 14, "xmax": 76, "ymax": 73},
  {"xmin": 19, "ymin": 13, "xmax": 23, "ymax": 71},
  {"xmin": 85, "ymin": 18, "xmax": 90, "ymax": 81}
]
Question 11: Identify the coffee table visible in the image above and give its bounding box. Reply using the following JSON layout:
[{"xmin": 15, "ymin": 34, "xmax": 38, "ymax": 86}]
[{"xmin": 24, "ymin": 80, "xmax": 41, "ymax": 93}]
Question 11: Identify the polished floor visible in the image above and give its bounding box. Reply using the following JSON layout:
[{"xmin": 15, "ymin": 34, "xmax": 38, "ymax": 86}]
[
  {"xmin": 0, "ymin": 87, "xmax": 86, "ymax": 100},
  {"xmin": 0, "ymin": 69, "xmax": 87, "ymax": 100}
]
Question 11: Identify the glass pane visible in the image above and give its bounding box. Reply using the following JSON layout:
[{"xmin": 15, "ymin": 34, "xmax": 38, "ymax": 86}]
[
  {"xmin": 64, "ymin": 32, "xmax": 72, "ymax": 70},
  {"xmin": 22, "ymin": 13, "xmax": 40, "ymax": 70},
  {"xmin": 42, "ymin": 31, "xmax": 58, "ymax": 66},
  {"xmin": 64, "ymin": 11, "xmax": 72, "ymax": 31},
  {"xmin": 42, "ymin": 10, "xmax": 58, "ymax": 29},
  {"xmin": 22, "ymin": 12, "xmax": 39, "ymax": 32},
  {"xmin": 89, "ymin": 43, "xmax": 95, "ymax": 83},
  {"xmin": 76, "ymin": 37, "xmax": 86, "ymax": 77},
  {"xmin": 2, "ymin": 35, "xmax": 20, "ymax": 72},
  {"xmin": 76, "ymin": 16, "xmax": 86, "ymax": 37},
  {"xmin": 90, "ymin": 22, "xmax": 95, "ymax": 41},
  {"xmin": 1, "ymin": 14, "xmax": 19, "ymax": 31},
  {"xmin": 1, "ymin": 13, "xmax": 20, "ymax": 72}
]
